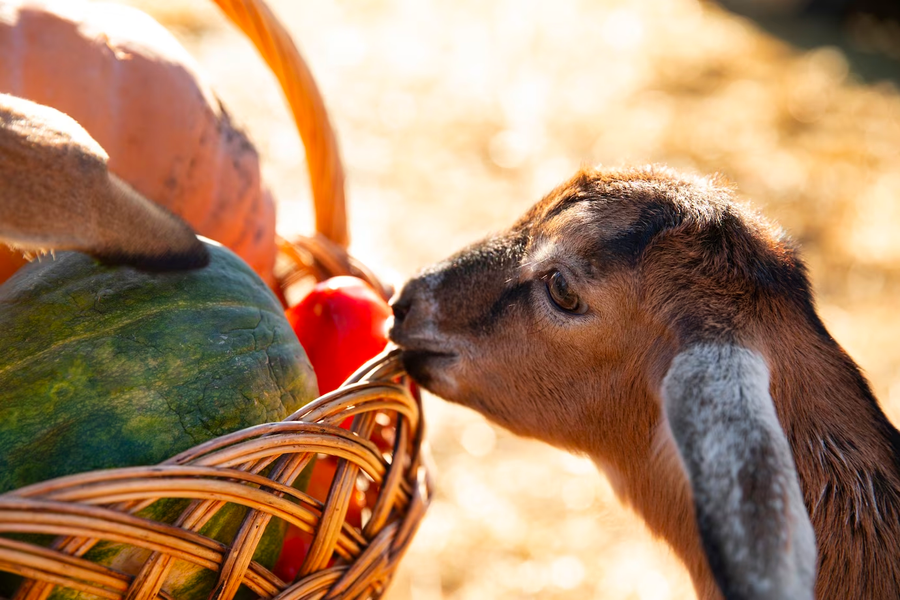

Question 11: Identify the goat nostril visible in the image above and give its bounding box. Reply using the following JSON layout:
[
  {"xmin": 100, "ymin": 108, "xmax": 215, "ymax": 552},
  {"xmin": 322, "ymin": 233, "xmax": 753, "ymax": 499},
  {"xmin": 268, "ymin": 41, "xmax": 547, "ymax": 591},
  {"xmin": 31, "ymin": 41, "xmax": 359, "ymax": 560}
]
[{"xmin": 391, "ymin": 297, "xmax": 411, "ymax": 324}]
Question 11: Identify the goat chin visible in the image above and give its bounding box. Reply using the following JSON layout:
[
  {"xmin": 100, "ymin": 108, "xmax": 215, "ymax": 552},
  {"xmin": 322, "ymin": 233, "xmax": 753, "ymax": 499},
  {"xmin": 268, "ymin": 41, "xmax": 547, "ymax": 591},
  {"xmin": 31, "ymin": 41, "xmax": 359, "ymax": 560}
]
[{"xmin": 390, "ymin": 165, "xmax": 900, "ymax": 600}]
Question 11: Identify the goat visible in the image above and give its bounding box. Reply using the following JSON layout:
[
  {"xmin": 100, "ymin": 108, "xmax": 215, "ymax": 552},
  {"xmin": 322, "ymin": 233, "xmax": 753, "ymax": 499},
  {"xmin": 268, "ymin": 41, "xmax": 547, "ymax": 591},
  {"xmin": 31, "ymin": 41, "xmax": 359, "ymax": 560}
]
[
  {"xmin": 0, "ymin": 92, "xmax": 208, "ymax": 270},
  {"xmin": 390, "ymin": 165, "xmax": 900, "ymax": 600}
]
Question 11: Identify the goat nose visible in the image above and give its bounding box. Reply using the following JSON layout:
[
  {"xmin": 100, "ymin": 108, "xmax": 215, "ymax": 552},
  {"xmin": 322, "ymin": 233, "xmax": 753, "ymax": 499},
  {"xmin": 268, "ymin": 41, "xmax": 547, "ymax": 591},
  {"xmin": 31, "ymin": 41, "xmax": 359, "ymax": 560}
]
[
  {"xmin": 391, "ymin": 275, "xmax": 442, "ymax": 338},
  {"xmin": 391, "ymin": 295, "xmax": 412, "ymax": 325}
]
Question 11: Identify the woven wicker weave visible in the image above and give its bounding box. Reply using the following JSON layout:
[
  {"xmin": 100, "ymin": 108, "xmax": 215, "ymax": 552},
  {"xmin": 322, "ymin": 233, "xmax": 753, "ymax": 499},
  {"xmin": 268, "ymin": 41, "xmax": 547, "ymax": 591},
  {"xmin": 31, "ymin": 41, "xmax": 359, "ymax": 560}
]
[{"xmin": 0, "ymin": 1, "xmax": 431, "ymax": 598}]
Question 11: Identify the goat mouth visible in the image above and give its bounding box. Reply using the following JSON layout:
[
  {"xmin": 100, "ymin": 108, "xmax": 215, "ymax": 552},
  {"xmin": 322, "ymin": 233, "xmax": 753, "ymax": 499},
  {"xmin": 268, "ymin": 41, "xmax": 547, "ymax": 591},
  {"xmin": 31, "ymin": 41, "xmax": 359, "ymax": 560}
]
[
  {"xmin": 398, "ymin": 348, "xmax": 458, "ymax": 387},
  {"xmin": 400, "ymin": 348, "xmax": 457, "ymax": 364}
]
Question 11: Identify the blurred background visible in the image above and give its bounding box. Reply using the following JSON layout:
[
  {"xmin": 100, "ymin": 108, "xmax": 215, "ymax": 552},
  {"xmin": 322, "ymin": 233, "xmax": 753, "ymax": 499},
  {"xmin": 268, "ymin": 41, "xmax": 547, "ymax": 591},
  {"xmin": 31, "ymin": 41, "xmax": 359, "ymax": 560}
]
[{"xmin": 112, "ymin": 0, "xmax": 900, "ymax": 597}]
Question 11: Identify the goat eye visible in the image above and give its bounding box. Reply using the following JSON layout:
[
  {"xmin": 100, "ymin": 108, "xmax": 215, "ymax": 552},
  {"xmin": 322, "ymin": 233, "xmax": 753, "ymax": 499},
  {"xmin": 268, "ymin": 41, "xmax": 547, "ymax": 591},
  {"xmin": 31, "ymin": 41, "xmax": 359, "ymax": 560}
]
[{"xmin": 545, "ymin": 270, "xmax": 586, "ymax": 314}]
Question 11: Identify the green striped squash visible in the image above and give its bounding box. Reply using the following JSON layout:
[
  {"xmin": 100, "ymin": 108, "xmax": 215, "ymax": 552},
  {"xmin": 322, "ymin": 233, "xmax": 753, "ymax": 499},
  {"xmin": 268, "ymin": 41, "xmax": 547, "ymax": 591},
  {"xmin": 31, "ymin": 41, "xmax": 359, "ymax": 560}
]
[{"xmin": 0, "ymin": 241, "xmax": 318, "ymax": 598}]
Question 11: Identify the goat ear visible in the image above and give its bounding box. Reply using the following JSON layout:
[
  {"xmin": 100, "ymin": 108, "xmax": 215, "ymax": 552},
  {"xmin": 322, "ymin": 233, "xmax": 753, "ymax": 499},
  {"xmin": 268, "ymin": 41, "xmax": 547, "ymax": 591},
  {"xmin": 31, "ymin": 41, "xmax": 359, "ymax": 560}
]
[
  {"xmin": 661, "ymin": 344, "xmax": 816, "ymax": 600},
  {"xmin": 0, "ymin": 93, "xmax": 209, "ymax": 271}
]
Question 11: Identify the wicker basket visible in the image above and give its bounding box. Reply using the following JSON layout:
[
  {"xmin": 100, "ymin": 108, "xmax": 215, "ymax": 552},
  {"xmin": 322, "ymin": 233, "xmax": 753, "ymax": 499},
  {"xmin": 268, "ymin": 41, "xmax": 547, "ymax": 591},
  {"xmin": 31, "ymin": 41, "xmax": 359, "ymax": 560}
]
[{"xmin": 0, "ymin": 1, "xmax": 431, "ymax": 599}]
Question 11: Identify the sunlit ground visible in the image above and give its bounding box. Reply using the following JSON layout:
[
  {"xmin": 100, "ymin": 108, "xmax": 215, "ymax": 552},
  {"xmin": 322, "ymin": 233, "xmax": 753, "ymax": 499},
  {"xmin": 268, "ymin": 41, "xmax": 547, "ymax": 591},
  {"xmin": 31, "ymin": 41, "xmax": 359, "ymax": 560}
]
[{"xmin": 111, "ymin": 0, "xmax": 900, "ymax": 597}]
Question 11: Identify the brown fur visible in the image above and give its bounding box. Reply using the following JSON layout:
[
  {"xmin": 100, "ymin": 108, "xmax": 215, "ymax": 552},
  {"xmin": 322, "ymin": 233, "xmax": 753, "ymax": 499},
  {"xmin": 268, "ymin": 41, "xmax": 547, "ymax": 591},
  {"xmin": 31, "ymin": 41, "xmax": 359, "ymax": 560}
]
[
  {"xmin": 0, "ymin": 93, "xmax": 208, "ymax": 270},
  {"xmin": 391, "ymin": 165, "xmax": 900, "ymax": 599}
]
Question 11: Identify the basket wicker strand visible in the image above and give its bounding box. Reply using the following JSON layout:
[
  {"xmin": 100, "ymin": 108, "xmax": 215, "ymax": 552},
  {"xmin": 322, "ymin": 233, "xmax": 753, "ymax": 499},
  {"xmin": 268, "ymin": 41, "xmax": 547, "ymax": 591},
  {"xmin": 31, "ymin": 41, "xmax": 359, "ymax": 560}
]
[
  {"xmin": 0, "ymin": 0, "xmax": 430, "ymax": 598},
  {"xmin": 211, "ymin": 0, "xmax": 347, "ymax": 250}
]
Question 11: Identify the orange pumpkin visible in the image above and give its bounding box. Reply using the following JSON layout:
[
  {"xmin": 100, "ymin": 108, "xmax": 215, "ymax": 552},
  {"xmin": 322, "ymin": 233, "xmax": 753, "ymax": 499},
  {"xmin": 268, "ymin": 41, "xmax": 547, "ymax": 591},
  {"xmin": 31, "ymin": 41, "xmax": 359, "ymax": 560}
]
[{"xmin": 0, "ymin": 1, "xmax": 277, "ymax": 286}]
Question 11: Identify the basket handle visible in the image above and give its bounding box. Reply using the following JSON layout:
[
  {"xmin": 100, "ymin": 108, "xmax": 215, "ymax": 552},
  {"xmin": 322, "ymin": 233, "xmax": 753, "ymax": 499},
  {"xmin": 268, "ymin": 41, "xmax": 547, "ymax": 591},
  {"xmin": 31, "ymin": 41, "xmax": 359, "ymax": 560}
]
[{"xmin": 211, "ymin": 0, "xmax": 348, "ymax": 249}]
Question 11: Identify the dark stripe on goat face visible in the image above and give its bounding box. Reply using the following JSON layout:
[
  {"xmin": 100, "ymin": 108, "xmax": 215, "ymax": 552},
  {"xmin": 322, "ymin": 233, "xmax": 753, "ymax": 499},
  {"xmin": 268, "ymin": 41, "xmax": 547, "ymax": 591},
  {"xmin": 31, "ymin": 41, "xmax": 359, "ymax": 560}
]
[
  {"xmin": 469, "ymin": 280, "xmax": 534, "ymax": 337},
  {"xmin": 429, "ymin": 232, "xmax": 530, "ymax": 336},
  {"xmin": 603, "ymin": 201, "xmax": 684, "ymax": 266}
]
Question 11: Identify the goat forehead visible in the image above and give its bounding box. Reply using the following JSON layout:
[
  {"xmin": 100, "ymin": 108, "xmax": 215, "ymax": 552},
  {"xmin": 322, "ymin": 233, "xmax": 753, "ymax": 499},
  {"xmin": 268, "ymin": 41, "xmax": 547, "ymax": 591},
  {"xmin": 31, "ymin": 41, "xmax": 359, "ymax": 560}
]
[
  {"xmin": 529, "ymin": 166, "xmax": 738, "ymax": 235},
  {"xmin": 446, "ymin": 168, "xmax": 743, "ymax": 283},
  {"xmin": 524, "ymin": 226, "xmax": 596, "ymax": 279},
  {"xmin": 522, "ymin": 199, "xmax": 646, "ymax": 272}
]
